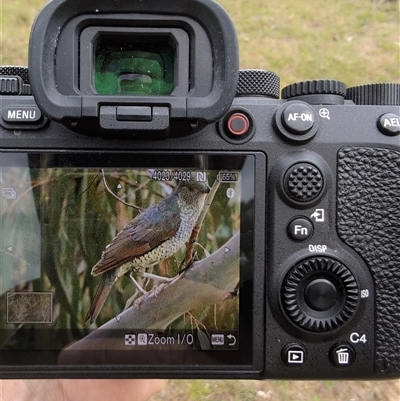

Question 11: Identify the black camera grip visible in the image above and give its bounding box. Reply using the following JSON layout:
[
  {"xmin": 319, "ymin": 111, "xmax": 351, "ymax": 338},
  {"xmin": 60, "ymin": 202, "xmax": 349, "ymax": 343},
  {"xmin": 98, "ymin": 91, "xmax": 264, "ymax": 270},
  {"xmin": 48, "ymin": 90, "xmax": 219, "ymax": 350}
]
[{"xmin": 337, "ymin": 147, "xmax": 400, "ymax": 376}]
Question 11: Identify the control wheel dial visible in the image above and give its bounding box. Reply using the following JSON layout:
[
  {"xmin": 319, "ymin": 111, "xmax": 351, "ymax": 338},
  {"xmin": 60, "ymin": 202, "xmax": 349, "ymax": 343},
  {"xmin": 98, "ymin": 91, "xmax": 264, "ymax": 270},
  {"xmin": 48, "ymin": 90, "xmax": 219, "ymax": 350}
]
[{"xmin": 282, "ymin": 257, "xmax": 359, "ymax": 332}]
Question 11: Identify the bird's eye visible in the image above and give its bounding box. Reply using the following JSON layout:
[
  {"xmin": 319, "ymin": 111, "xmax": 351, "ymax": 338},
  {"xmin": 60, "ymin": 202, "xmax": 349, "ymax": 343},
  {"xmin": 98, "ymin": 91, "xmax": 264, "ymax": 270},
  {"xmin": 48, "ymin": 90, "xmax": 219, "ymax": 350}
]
[{"xmin": 185, "ymin": 183, "xmax": 195, "ymax": 192}]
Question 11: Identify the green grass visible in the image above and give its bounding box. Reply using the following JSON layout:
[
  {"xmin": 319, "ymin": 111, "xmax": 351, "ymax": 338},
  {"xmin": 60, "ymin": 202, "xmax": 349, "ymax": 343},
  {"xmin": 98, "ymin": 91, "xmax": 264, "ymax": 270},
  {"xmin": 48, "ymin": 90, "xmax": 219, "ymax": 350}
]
[
  {"xmin": 1, "ymin": 0, "xmax": 399, "ymax": 88},
  {"xmin": 166, "ymin": 380, "xmax": 261, "ymax": 401},
  {"xmin": 152, "ymin": 379, "xmax": 400, "ymax": 401},
  {"xmin": 219, "ymin": 0, "xmax": 399, "ymax": 87},
  {"xmin": 0, "ymin": 0, "xmax": 45, "ymax": 65}
]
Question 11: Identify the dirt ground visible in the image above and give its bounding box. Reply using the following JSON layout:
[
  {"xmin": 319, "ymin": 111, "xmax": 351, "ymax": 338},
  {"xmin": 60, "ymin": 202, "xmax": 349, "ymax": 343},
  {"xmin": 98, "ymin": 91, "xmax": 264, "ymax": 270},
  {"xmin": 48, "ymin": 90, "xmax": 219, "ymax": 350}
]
[{"xmin": 151, "ymin": 378, "xmax": 400, "ymax": 401}]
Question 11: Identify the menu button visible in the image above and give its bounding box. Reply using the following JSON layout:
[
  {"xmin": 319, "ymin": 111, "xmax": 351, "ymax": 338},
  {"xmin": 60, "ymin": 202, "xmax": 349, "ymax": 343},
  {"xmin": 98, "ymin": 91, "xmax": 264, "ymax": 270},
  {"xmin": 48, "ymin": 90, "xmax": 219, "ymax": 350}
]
[{"xmin": 2, "ymin": 107, "xmax": 42, "ymax": 124}]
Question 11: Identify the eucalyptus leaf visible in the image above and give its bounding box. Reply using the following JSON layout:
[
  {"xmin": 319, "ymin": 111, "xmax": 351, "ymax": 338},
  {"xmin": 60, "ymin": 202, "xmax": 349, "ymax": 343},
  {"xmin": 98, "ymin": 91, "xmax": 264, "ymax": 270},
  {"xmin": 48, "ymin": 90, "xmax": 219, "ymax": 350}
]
[{"xmin": 197, "ymin": 329, "xmax": 211, "ymax": 351}]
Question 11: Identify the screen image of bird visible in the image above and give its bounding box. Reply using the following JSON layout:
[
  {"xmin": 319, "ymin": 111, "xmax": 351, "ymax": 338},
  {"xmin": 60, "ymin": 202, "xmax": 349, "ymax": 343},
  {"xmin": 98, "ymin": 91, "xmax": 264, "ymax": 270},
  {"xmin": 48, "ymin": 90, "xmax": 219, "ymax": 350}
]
[
  {"xmin": 86, "ymin": 178, "xmax": 211, "ymax": 324},
  {"xmin": 0, "ymin": 160, "xmax": 246, "ymax": 355}
]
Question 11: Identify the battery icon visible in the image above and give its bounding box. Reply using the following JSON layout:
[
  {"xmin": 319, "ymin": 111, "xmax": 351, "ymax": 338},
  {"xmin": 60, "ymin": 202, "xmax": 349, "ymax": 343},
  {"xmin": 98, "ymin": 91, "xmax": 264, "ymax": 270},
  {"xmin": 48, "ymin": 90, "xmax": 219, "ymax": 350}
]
[{"xmin": 217, "ymin": 171, "xmax": 240, "ymax": 183}]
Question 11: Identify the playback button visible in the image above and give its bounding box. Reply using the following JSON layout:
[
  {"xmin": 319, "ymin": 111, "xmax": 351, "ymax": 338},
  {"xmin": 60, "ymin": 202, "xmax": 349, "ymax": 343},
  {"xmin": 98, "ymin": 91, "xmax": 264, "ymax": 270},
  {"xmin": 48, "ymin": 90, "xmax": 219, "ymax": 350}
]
[{"xmin": 282, "ymin": 343, "xmax": 307, "ymax": 365}]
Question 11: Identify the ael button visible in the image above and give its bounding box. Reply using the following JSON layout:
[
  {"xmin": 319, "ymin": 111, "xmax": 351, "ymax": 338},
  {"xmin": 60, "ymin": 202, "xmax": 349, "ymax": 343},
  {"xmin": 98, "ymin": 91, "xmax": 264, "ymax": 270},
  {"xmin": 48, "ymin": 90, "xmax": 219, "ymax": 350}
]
[
  {"xmin": 227, "ymin": 113, "xmax": 250, "ymax": 136},
  {"xmin": 378, "ymin": 113, "xmax": 400, "ymax": 136}
]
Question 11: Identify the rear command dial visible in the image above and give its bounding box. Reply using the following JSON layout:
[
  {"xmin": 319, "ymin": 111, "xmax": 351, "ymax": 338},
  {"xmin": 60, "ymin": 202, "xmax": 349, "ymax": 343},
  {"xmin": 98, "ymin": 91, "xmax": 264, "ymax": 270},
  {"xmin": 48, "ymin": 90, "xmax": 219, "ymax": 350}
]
[{"xmin": 281, "ymin": 257, "xmax": 359, "ymax": 332}]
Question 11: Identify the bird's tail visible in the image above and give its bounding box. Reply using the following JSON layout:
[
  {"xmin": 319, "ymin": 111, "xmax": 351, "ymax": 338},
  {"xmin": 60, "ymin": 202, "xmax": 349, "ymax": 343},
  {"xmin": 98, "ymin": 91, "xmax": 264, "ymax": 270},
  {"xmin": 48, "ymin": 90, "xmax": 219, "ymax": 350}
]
[{"xmin": 85, "ymin": 271, "xmax": 115, "ymax": 324}]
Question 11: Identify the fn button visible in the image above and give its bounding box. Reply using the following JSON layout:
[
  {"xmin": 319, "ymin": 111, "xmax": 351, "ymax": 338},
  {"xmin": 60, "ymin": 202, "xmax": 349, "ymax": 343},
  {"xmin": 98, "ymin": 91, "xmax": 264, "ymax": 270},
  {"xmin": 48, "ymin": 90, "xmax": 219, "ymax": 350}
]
[{"xmin": 288, "ymin": 217, "xmax": 314, "ymax": 241}]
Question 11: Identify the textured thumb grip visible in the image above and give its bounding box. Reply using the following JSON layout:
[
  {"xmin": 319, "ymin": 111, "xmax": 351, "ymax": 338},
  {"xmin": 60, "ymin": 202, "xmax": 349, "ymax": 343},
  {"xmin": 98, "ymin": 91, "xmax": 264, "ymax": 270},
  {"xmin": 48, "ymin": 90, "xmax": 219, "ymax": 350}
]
[{"xmin": 337, "ymin": 147, "xmax": 400, "ymax": 376}]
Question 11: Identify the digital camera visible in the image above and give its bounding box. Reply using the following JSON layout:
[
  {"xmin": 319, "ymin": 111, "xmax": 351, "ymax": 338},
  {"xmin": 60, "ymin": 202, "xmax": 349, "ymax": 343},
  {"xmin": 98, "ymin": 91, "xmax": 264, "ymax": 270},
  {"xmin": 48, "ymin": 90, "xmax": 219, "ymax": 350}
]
[{"xmin": 0, "ymin": 0, "xmax": 399, "ymax": 380}]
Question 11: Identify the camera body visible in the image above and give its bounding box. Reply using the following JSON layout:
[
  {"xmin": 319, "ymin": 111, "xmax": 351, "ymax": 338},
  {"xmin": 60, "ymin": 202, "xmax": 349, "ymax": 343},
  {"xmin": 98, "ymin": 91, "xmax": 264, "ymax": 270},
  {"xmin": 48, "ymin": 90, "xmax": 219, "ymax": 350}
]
[{"xmin": 0, "ymin": 0, "xmax": 399, "ymax": 380}]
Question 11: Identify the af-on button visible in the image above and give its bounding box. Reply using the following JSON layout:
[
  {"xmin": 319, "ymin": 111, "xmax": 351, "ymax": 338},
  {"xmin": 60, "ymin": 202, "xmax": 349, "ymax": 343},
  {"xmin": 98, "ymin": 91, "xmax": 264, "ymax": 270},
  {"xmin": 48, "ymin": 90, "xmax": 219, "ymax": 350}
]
[
  {"xmin": 275, "ymin": 101, "xmax": 319, "ymax": 143},
  {"xmin": 282, "ymin": 102, "xmax": 315, "ymax": 135}
]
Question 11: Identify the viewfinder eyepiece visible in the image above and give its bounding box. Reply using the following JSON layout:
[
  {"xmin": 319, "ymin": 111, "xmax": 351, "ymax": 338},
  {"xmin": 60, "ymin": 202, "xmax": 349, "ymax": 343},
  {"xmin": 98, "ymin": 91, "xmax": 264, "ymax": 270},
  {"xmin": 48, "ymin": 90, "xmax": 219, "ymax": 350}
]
[
  {"xmin": 28, "ymin": 0, "xmax": 239, "ymax": 135},
  {"xmin": 94, "ymin": 36, "xmax": 175, "ymax": 96}
]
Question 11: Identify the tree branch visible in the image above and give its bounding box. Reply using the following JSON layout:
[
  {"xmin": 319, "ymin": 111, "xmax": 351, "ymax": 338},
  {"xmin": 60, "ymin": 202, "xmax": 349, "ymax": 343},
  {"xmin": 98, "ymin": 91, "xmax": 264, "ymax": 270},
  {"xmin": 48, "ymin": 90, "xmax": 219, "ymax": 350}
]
[
  {"xmin": 61, "ymin": 231, "xmax": 239, "ymax": 354},
  {"xmin": 183, "ymin": 179, "xmax": 221, "ymax": 266}
]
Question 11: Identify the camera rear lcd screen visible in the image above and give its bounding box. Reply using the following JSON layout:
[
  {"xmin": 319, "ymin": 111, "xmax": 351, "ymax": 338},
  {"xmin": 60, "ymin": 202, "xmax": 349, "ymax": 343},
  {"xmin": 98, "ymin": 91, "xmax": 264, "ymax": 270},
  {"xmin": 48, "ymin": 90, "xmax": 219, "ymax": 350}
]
[{"xmin": 0, "ymin": 153, "xmax": 255, "ymax": 367}]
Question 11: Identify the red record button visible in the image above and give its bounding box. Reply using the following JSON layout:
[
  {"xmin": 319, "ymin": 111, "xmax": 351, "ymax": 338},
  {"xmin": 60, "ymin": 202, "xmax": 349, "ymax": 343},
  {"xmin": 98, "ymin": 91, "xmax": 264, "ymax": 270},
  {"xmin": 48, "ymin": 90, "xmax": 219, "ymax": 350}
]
[{"xmin": 227, "ymin": 113, "xmax": 250, "ymax": 136}]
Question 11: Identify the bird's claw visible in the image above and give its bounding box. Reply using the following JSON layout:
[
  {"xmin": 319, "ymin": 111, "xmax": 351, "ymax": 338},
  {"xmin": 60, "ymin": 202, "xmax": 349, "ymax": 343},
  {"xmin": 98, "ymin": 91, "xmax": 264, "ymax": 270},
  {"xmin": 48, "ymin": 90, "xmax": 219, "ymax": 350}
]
[
  {"xmin": 129, "ymin": 273, "xmax": 148, "ymax": 295},
  {"xmin": 142, "ymin": 272, "xmax": 174, "ymax": 283},
  {"xmin": 178, "ymin": 251, "xmax": 199, "ymax": 274}
]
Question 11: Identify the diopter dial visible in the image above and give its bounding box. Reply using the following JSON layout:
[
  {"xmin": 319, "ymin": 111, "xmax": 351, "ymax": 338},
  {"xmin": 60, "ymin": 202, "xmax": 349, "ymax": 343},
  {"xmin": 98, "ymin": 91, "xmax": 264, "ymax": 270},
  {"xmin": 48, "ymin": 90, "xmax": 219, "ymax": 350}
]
[{"xmin": 282, "ymin": 257, "xmax": 359, "ymax": 332}]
